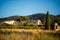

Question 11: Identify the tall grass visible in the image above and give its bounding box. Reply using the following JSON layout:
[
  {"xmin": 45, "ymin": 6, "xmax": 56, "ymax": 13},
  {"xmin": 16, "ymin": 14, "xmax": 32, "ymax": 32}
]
[{"xmin": 0, "ymin": 30, "xmax": 60, "ymax": 40}]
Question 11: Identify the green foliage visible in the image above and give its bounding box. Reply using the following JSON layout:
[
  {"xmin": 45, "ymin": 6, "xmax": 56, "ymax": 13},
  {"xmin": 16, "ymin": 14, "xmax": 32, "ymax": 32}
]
[
  {"xmin": 0, "ymin": 20, "xmax": 3, "ymax": 22},
  {"xmin": 45, "ymin": 11, "xmax": 51, "ymax": 30},
  {"xmin": 25, "ymin": 22, "xmax": 30, "ymax": 26},
  {"xmin": 16, "ymin": 16, "xmax": 30, "ymax": 22},
  {"xmin": 0, "ymin": 25, "xmax": 39, "ymax": 29},
  {"xmin": 17, "ymin": 25, "xmax": 38, "ymax": 29},
  {"xmin": 0, "ymin": 24, "xmax": 16, "ymax": 29}
]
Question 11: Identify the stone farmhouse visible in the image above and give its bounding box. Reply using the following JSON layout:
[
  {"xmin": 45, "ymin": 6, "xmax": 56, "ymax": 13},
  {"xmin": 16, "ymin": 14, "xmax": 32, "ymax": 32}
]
[
  {"xmin": 4, "ymin": 20, "xmax": 15, "ymax": 25},
  {"xmin": 3, "ymin": 19, "xmax": 42, "ymax": 26},
  {"xmin": 0, "ymin": 19, "xmax": 60, "ymax": 31},
  {"xmin": 30, "ymin": 19, "xmax": 42, "ymax": 25},
  {"xmin": 3, "ymin": 20, "xmax": 20, "ymax": 26}
]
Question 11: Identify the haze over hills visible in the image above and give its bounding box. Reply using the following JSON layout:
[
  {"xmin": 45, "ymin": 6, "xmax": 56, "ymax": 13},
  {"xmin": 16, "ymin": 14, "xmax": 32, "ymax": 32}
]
[{"xmin": 0, "ymin": 13, "xmax": 60, "ymax": 21}]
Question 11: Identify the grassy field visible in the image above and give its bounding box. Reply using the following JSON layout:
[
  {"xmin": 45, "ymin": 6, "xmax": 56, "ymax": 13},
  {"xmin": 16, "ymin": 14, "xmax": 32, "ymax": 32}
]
[{"xmin": 0, "ymin": 29, "xmax": 60, "ymax": 40}]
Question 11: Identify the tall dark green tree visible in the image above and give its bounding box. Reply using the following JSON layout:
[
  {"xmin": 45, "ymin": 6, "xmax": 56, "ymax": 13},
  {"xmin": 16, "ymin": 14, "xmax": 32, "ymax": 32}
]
[{"xmin": 45, "ymin": 11, "xmax": 51, "ymax": 30}]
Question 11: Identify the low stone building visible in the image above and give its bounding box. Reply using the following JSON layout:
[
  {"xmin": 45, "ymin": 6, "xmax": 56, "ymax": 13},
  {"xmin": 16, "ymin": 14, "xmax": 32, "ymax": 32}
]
[
  {"xmin": 4, "ymin": 20, "xmax": 15, "ymax": 25},
  {"xmin": 51, "ymin": 23, "xmax": 60, "ymax": 31},
  {"xmin": 1, "ymin": 19, "xmax": 44, "ymax": 26},
  {"xmin": 30, "ymin": 19, "xmax": 42, "ymax": 25},
  {"xmin": 54, "ymin": 23, "xmax": 60, "ymax": 31},
  {"xmin": 3, "ymin": 20, "xmax": 28, "ymax": 26}
]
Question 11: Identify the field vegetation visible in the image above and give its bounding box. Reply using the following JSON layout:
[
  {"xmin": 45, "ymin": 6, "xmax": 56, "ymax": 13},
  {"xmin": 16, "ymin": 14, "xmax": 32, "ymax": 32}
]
[{"xmin": 0, "ymin": 29, "xmax": 60, "ymax": 40}]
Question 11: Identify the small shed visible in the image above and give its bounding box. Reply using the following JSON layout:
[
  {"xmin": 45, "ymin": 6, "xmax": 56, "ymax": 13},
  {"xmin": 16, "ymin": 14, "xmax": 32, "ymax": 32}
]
[
  {"xmin": 54, "ymin": 23, "xmax": 58, "ymax": 30},
  {"xmin": 51, "ymin": 23, "xmax": 58, "ymax": 30}
]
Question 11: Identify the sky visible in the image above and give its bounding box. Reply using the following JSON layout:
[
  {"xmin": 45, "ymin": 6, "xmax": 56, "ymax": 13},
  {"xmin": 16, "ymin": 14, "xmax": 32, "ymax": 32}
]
[{"xmin": 0, "ymin": 0, "xmax": 60, "ymax": 18}]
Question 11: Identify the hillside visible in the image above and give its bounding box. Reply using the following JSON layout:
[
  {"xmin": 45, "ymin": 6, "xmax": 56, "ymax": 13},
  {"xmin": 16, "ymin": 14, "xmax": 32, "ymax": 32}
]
[
  {"xmin": 0, "ymin": 16, "xmax": 21, "ymax": 21},
  {"xmin": 28, "ymin": 13, "xmax": 55, "ymax": 20},
  {"xmin": 0, "ymin": 13, "xmax": 60, "ymax": 21}
]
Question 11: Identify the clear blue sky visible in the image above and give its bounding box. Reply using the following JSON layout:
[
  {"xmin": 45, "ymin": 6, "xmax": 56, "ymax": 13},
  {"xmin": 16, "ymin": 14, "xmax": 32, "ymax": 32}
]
[{"xmin": 0, "ymin": 0, "xmax": 60, "ymax": 18}]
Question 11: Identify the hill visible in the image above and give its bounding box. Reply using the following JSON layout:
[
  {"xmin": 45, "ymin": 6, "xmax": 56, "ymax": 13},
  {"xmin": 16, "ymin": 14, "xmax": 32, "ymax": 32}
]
[
  {"xmin": 0, "ymin": 13, "xmax": 60, "ymax": 21},
  {"xmin": 0, "ymin": 15, "xmax": 21, "ymax": 21},
  {"xmin": 28, "ymin": 13, "xmax": 55, "ymax": 20}
]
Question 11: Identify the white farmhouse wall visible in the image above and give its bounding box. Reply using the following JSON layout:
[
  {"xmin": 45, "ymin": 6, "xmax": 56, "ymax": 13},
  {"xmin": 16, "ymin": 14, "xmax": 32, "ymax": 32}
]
[{"xmin": 4, "ymin": 20, "xmax": 15, "ymax": 25}]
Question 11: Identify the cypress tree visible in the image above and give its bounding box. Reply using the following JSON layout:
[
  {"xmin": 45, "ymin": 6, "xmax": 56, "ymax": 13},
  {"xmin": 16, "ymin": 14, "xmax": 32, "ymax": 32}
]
[{"xmin": 45, "ymin": 11, "xmax": 51, "ymax": 30}]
